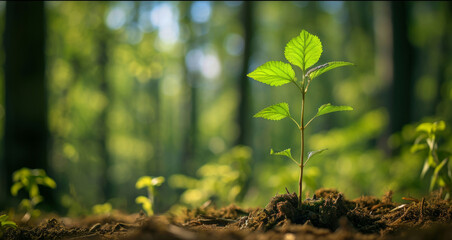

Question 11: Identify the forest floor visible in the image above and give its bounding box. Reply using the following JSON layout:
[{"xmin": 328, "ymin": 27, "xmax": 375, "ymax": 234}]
[{"xmin": 4, "ymin": 188, "xmax": 452, "ymax": 240}]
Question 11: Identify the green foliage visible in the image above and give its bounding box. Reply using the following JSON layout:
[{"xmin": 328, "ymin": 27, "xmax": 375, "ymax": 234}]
[
  {"xmin": 411, "ymin": 120, "xmax": 451, "ymax": 197},
  {"xmin": 135, "ymin": 176, "xmax": 165, "ymax": 216},
  {"xmin": 248, "ymin": 29, "xmax": 353, "ymax": 205},
  {"xmin": 253, "ymin": 103, "xmax": 291, "ymax": 121},
  {"xmin": 284, "ymin": 29, "xmax": 323, "ymax": 71},
  {"xmin": 11, "ymin": 168, "xmax": 56, "ymax": 221},
  {"xmin": 0, "ymin": 214, "xmax": 17, "ymax": 238},
  {"xmin": 169, "ymin": 146, "xmax": 252, "ymax": 208},
  {"xmin": 270, "ymin": 148, "xmax": 297, "ymax": 166},
  {"xmin": 307, "ymin": 61, "xmax": 354, "ymax": 81},
  {"xmin": 305, "ymin": 149, "xmax": 328, "ymax": 166},
  {"xmin": 92, "ymin": 203, "xmax": 113, "ymax": 215},
  {"xmin": 246, "ymin": 61, "xmax": 295, "ymax": 86},
  {"xmin": 315, "ymin": 104, "xmax": 354, "ymax": 117}
]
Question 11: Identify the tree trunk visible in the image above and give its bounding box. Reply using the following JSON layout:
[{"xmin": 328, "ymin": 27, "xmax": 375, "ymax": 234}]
[
  {"xmin": 97, "ymin": 3, "xmax": 112, "ymax": 202},
  {"xmin": 236, "ymin": 1, "xmax": 254, "ymax": 201},
  {"xmin": 390, "ymin": 2, "xmax": 414, "ymax": 134},
  {"xmin": 3, "ymin": 2, "xmax": 52, "ymax": 206},
  {"xmin": 236, "ymin": 1, "xmax": 253, "ymax": 147}
]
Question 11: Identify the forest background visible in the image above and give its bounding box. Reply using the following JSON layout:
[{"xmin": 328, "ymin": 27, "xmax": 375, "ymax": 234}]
[{"xmin": 0, "ymin": 1, "xmax": 451, "ymax": 217}]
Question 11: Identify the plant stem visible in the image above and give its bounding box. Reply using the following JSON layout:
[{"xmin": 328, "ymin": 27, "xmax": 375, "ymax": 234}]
[{"xmin": 298, "ymin": 76, "xmax": 306, "ymax": 208}]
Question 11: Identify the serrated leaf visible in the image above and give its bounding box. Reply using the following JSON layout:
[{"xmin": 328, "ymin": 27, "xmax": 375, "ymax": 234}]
[
  {"xmin": 308, "ymin": 61, "xmax": 354, "ymax": 80},
  {"xmin": 271, "ymin": 148, "xmax": 298, "ymax": 166},
  {"xmin": 247, "ymin": 61, "xmax": 295, "ymax": 86},
  {"xmin": 284, "ymin": 29, "xmax": 322, "ymax": 71},
  {"xmin": 315, "ymin": 103, "xmax": 353, "ymax": 117},
  {"xmin": 254, "ymin": 102, "xmax": 291, "ymax": 121},
  {"xmin": 270, "ymin": 148, "xmax": 293, "ymax": 159}
]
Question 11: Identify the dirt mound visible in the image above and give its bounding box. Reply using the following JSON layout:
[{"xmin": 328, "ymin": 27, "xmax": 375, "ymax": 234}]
[{"xmin": 4, "ymin": 189, "xmax": 452, "ymax": 240}]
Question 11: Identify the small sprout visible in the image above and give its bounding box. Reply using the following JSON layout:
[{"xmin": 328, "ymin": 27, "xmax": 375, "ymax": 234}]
[
  {"xmin": 11, "ymin": 168, "xmax": 56, "ymax": 222},
  {"xmin": 248, "ymin": 29, "xmax": 354, "ymax": 207},
  {"xmin": 92, "ymin": 203, "xmax": 113, "ymax": 215},
  {"xmin": 412, "ymin": 120, "xmax": 451, "ymax": 198},
  {"xmin": 135, "ymin": 176, "xmax": 165, "ymax": 216},
  {"xmin": 0, "ymin": 214, "xmax": 17, "ymax": 238}
]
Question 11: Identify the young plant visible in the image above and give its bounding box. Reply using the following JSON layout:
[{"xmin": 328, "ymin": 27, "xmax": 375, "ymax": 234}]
[
  {"xmin": 0, "ymin": 214, "xmax": 17, "ymax": 238},
  {"xmin": 411, "ymin": 120, "xmax": 451, "ymax": 198},
  {"xmin": 135, "ymin": 176, "xmax": 165, "ymax": 216},
  {"xmin": 10, "ymin": 168, "xmax": 56, "ymax": 222},
  {"xmin": 92, "ymin": 202, "xmax": 113, "ymax": 216},
  {"xmin": 247, "ymin": 29, "xmax": 354, "ymax": 207}
]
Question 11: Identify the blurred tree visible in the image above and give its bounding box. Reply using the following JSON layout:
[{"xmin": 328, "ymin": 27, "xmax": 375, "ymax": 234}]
[
  {"xmin": 390, "ymin": 2, "xmax": 415, "ymax": 135},
  {"xmin": 3, "ymin": 2, "xmax": 54, "ymax": 207},
  {"xmin": 96, "ymin": 2, "xmax": 113, "ymax": 202},
  {"xmin": 236, "ymin": 1, "xmax": 254, "ymax": 201},
  {"xmin": 236, "ymin": 1, "xmax": 253, "ymax": 147},
  {"xmin": 181, "ymin": 1, "xmax": 199, "ymax": 175}
]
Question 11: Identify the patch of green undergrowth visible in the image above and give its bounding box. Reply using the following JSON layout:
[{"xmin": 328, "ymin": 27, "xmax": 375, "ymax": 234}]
[
  {"xmin": 412, "ymin": 120, "xmax": 451, "ymax": 198},
  {"xmin": 11, "ymin": 168, "xmax": 56, "ymax": 222}
]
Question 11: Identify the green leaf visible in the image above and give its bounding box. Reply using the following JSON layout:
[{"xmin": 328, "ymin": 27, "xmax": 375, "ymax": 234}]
[
  {"xmin": 136, "ymin": 196, "xmax": 153, "ymax": 216},
  {"xmin": 10, "ymin": 182, "xmax": 23, "ymax": 196},
  {"xmin": 1, "ymin": 221, "xmax": 17, "ymax": 229},
  {"xmin": 136, "ymin": 176, "xmax": 153, "ymax": 189},
  {"xmin": 420, "ymin": 161, "xmax": 430, "ymax": 179},
  {"xmin": 307, "ymin": 149, "xmax": 328, "ymax": 162},
  {"xmin": 42, "ymin": 177, "xmax": 57, "ymax": 189},
  {"xmin": 270, "ymin": 148, "xmax": 298, "ymax": 166},
  {"xmin": 304, "ymin": 149, "xmax": 328, "ymax": 166},
  {"xmin": 270, "ymin": 148, "xmax": 293, "ymax": 159},
  {"xmin": 416, "ymin": 121, "xmax": 446, "ymax": 134},
  {"xmin": 315, "ymin": 103, "xmax": 353, "ymax": 117},
  {"xmin": 30, "ymin": 184, "xmax": 39, "ymax": 198},
  {"xmin": 0, "ymin": 215, "xmax": 8, "ymax": 222},
  {"xmin": 151, "ymin": 176, "xmax": 165, "ymax": 186},
  {"xmin": 284, "ymin": 29, "xmax": 322, "ymax": 71},
  {"xmin": 247, "ymin": 61, "xmax": 295, "ymax": 86},
  {"xmin": 430, "ymin": 158, "xmax": 448, "ymax": 191},
  {"xmin": 254, "ymin": 102, "xmax": 291, "ymax": 121},
  {"xmin": 307, "ymin": 61, "xmax": 354, "ymax": 80},
  {"xmin": 410, "ymin": 143, "xmax": 428, "ymax": 153}
]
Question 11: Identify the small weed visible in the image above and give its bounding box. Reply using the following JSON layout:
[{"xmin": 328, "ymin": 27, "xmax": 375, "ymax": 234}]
[
  {"xmin": 0, "ymin": 214, "xmax": 17, "ymax": 238},
  {"xmin": 92, "ymin": 202, "xmax": 113, "ymax": 215},
  {"xmin": 411, "ymin": 120, "xmax": 451, "ymax": 198},
  {"xmin": 135, "ymin": 176, "xmax": 165, "ymax": 216},
  {"xmin": 247, "ymin": 29, "xmax": 354, "ymax": 207},
  {"xmin": 10, "ymin": 168, "xmax": 56, "ymax": 222}
]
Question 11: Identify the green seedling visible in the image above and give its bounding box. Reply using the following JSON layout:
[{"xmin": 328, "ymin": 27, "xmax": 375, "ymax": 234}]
[
  {"xmin": 411, "ymin": 120, "xmax": 451, "ymax": 198},
  {"xmin": 92, "ymin": 202, "xmax": 113, "ymax": 215},
  {"xmin": 0, "ymin": 214, "xmax": 17, "ymax": 238},
  {"xmin": 10, "ymin": 168, "xmax": 57, "ymax": 222},
  {"xmin": 135, "ymin": 176, "xmax": 165, "ymax": 216},
  {"xmin": 247, "ymin": 29, "xmax": 354, "ymax": 207}
]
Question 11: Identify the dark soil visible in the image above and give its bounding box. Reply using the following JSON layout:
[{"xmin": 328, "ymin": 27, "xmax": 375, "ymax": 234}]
[{"xmin": 4, "ymin": 189, "xmax": 452, "ymax": 240}]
